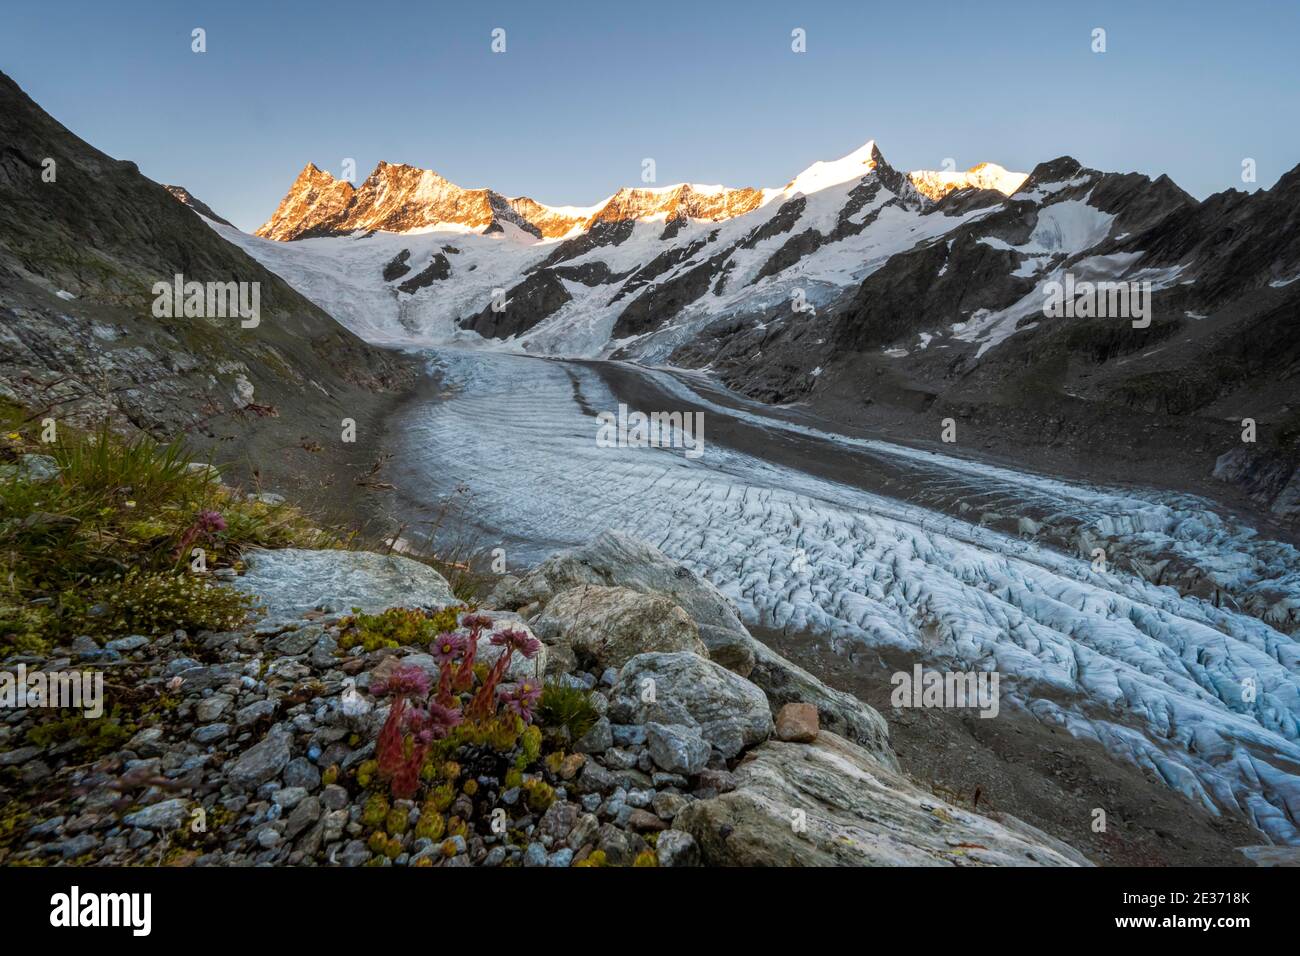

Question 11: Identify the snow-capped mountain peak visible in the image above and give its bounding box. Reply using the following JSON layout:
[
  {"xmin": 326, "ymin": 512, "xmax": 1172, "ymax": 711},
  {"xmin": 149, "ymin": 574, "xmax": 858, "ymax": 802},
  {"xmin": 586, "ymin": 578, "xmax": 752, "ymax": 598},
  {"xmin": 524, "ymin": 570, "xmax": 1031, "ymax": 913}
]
[
  {"xmin": 907, "ymin": 161, "xmax": 1029, "ymax": 201},
  {"xmin": 783, "ymin": 139, "xmax": 883, "ymax": 196}
]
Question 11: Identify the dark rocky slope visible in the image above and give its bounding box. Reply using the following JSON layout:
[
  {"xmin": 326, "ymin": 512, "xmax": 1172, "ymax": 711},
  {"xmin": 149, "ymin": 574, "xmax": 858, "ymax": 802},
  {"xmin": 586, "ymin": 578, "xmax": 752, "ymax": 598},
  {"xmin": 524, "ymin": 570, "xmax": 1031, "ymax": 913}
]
[{"xmin": 0, "ymin": 70, "xmax": 418, "ymax": 493}]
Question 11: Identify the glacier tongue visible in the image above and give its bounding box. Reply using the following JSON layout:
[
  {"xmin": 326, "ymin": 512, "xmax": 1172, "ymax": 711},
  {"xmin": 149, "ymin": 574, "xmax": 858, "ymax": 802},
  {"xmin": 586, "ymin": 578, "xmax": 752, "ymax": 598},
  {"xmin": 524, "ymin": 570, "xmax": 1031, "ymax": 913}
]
[{"xmin": 393, "ymin": 348, "xmax": 1300, "ymax": 844}]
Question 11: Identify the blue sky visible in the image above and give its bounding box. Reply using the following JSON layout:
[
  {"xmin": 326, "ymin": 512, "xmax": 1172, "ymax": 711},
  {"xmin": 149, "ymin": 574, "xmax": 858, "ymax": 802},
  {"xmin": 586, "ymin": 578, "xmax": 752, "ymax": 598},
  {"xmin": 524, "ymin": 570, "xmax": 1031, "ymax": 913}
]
[{"xmin": 3, "ymin": 0, "xmax": 1298, "ymax": 231}]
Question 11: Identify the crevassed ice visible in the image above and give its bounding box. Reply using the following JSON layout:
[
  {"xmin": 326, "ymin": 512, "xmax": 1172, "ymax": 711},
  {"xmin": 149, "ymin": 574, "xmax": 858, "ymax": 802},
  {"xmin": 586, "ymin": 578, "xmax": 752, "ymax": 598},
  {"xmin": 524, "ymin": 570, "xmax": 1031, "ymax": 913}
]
[{"xmin": 395, "ymin": 349, "xmax": 1300, "ymax": 844}]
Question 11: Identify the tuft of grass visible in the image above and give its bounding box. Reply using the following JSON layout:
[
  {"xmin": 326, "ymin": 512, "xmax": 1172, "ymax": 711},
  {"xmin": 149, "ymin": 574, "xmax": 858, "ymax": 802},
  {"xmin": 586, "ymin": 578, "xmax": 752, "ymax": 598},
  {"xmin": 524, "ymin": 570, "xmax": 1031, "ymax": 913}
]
[
  {"xmin": 0, "ymin": 417, "xmax": 332, "ymax": 655},
  {"xmin": 537, "ymin": 682, "xmax": 599, "ymax": 742}
]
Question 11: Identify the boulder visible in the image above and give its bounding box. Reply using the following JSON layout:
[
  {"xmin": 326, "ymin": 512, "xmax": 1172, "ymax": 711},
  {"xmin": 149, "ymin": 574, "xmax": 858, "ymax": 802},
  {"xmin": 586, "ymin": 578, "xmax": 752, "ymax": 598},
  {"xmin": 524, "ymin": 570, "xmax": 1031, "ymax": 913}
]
[
  {"xmin": 608, "ymin": 652, "xmax": 772, "ymax": 758},
  {"xmin": 532, "ymin": 584, "xmax": 707, "ymax": 671},
  {"xmin": 515, "ymin": 532, "xmax": 896, "ymax": 766},
  {"xmin": 510, "ymin": 531, "xmax": 755, "ymax": 674},
  {"xmin": 237, "ymin": 548, "xmax": 455, "ymax": 618},
  {"xmin": 675, "ymin": 732, "xmax": 1092, "ymax": 867}
]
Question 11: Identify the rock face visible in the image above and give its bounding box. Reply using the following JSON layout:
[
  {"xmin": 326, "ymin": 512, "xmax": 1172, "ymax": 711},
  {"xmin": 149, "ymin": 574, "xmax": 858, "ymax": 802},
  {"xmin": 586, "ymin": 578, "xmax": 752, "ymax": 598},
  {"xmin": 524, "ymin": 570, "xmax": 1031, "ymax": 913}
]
[
  {"xmin": 501, "ymin": 531, "xmax": 895, "ymax": 765},
  {"xmin": 237, "ymin": 548, "xmax": 455, "ymax": 618},
  {"xmin": 675, "ymin": 732, "xmax": 1091, "ymax": 867},
  {"xmin": 532, "ymin": 584, "xmax": 708, "ymax": 671},
  {"xmin": 608, "ymin": 652, "xmax": 773, "ymax": 759},
  {"xmin": 0, "ymin": 70, "xmax": 413, "ymax": 442},
  {"xmin": 1212, "ymin": 446, "xmax": 1300, "ymax": 521},
  {"xmin": 506, "ymin": 530, "xmax": 759, "ymax": 673}
]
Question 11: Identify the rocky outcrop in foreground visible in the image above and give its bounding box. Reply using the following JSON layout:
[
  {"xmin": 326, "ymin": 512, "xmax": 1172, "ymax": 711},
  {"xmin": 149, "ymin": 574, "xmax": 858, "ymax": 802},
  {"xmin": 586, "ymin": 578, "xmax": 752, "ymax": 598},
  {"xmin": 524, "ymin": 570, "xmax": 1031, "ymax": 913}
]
[{"xmin": 1, "ymin": 535, "xmax": 1089, "ymax": 867}]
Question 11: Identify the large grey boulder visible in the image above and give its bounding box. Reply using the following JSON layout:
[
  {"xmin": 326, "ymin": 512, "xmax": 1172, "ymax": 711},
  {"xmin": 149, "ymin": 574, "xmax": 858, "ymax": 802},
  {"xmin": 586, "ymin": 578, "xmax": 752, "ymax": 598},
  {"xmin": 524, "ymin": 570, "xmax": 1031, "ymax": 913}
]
[
  {"xmin": 675, "ymin": 732, "xmax": 1092, "ymax": 867},
  {"xmin": 498, "ymin": 531, "xmax": 756, "ymax": 674},
  {"xmin": 510, "ymin": 532, "xmax": 895, "ymax": 767},
  {"xmin": 532, "ymin": 584, "xmax": 708, "ymax": 671},
  {"xmin": 609, "ymin": 652, "xmax": 772, "ymax": 758},
  {"xmin": 237, "ymin": 548, "xmax": 455, "ymax": 619}
]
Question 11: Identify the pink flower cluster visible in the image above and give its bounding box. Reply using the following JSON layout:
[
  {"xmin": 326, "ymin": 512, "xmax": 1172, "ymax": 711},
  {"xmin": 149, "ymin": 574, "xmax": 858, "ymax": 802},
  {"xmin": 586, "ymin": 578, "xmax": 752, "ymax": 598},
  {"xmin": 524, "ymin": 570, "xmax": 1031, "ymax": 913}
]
[{"xmin": 371, "ymin": 612, "xmax": 543, "ymax": 799}]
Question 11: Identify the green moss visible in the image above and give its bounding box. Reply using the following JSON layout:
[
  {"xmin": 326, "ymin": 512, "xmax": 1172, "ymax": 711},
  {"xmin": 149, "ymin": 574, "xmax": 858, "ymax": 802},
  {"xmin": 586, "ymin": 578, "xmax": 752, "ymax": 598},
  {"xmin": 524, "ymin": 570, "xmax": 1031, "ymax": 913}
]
[
  {"xmin": 414, "ymin": 808, "xmax": 445, "ymax": 841},
  {"xmin": 355, "ymin": 759, "xmax": 378, "ymax": 790},
  {"xmin": 384, "ymin": 807, "xmax": 408, "ymax": 836},
  {"xmin": 522, "ymin": 778, "xmax": 555, "ymax": 812},
  {"xmin": 427, "ymin": 782, "xmax": 455, "ymax": 813},
  {"xmin": 360, "ymin": 793, "xmax": 389, "ymax": 829},
  {"xmin": 337, "ymin": 604, "xmax": 464, "ymax": 652}
]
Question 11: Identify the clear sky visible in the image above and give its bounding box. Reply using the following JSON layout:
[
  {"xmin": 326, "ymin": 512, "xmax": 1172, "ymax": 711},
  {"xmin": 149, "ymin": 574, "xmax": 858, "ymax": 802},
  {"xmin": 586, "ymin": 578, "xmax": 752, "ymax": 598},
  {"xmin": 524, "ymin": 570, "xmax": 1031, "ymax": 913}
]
[{"xmin": 4, "ymin": 0, "xmax": 1298, "ymax": 231}]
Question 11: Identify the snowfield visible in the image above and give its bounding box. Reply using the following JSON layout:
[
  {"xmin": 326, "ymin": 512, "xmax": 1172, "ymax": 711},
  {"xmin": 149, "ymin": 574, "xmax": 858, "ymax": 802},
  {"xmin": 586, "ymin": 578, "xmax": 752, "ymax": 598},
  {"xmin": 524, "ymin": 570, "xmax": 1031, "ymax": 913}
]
[{"xmin": 392, "ymin": 349, "xmax": 1300, "ymax": 845}]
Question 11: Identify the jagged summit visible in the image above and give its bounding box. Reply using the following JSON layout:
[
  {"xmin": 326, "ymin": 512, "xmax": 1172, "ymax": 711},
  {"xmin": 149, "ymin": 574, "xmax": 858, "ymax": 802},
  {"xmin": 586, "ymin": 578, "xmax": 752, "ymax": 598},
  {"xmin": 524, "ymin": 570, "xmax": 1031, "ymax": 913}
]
[
  {"xmin": 254, "ymin": 142, "xmax": 1026, "ymax": 242},
  {"xmin": 908, "ymin": 161, "xmax": 1029, "ymax": 201}
]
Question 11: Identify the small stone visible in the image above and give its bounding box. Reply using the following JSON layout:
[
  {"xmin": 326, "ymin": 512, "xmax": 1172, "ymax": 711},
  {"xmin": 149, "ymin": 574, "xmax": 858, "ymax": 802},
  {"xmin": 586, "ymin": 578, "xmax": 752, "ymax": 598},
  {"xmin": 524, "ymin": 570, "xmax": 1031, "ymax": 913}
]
[
  {"xmin": 573, "ymin": 716, "xmax": 613, "ymax": 754},
  {"xmin": 57, "ymin": 833, "xmax": 99, "ymax": 858},
  {"xmin": 566, "ymin": 812, "xmax": 600, "ymax": 850},
  {"xmin": 192, "ymin": 723, "xmax": 229, "ymax": 744},
  {"xmin": 573, "ymin": 760, "xmax": 618, "ymax": 795},
  {"xmin": 321, "ymin": 784, "xmax": 349, "ymax": 811},
  {"xmin": 229, "ymin": 729, "xmax": 292, "ymax": 791},
  {"xmin": 775, "ymin": 702, "xmax": 819, "ymax": 743},
  {"xmin": 611, "ymin": 723, "xmax": 646, "ymax": 747},
  {"xmin": 106, "ymin": 635, "xmax": 149, "ymax": 653},
  {"xmin": 283, "ymin": 757, "xmax": 322, "ymax": 791},
  {"xmin": 234, "ymin": 699, "xmax": 279, "ymax": 728},
  {"xmin": 523, "ymin": 842, "xmax": 547, "ymax": 867},
  {"xmin": 272, "ymin": 787, "xmax": 308, "ymax": 809},
  {"xmin": 195, "ymin": 695, "xmax": 232, "ymax": 723},
  {"xmin": 538, "ymin": 801, "xmax": 579, "ymax": 843},
  {"xmin": 285, "ymin": 796, "xmax": 322, "ymax": 840},
  {"xmin": 602, "ymin": 747, "xmax": 639, "ymax": 770},
  {"xmin": 627, "ymin": 808, "xmax": 668, "ymax": 832},
  {"xmin": 655, "ymin": 830, "xmax": 700, "ymax": 867},
  {"xmin": 336, "ymin": 839, "xmax": 370, "ymax": 866},
  {"xmin": 483, "ymin": 846, "xmax": 507, "ymax": 867},
  {"xmin": 645, "ymin": 722, "xmax": 710, "ymax": 775},
  {"xmin": 624, "ymin": 788, "xmax": 653, "ymax": 809},
  {"xmin": 0, "ymin": 746, "xmax": 42, "ymax": 766},
  {"xmin": 596, "ymin": 824, "xmax": 632, "ymax": 866},
  {"xmin": 547, "ymin": 848, "xmax": 574, "ymax": 867},
  {"xmin": 558, "ymin": 753, "xmax": 586, "ymax": 780},
  {"xmin": 30, "ymin": 816, "xmax": 65, "ymax": 837},
  {"xmin": 124, "ymin": 798, "xmax": 189, "ymax": 831}
]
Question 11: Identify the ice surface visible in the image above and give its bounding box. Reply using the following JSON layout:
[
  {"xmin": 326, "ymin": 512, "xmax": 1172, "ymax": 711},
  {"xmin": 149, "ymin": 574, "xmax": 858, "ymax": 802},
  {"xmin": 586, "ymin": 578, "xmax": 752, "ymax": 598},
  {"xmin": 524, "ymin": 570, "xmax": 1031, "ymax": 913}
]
[{"xmin": 391, "ymin": 349, "xmax": 1300, "ymax": 843}]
